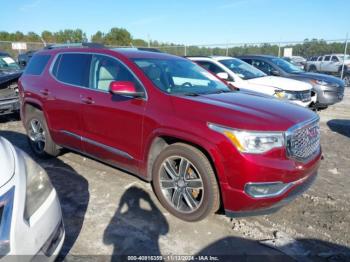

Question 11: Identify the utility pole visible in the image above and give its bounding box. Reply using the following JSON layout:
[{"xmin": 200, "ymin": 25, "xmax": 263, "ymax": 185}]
[{"xmin": 341, "ymin": 33, "xmax": 348, "ymax": 80}]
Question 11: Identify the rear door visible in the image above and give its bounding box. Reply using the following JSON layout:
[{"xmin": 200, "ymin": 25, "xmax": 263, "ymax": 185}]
[
  {"xmin": 80, "ymin": 54, "xmax": 146, "ymax": 173},
  {"xmin": 47, "ymin": 53, "xmax": 92, "ymax": 151}
]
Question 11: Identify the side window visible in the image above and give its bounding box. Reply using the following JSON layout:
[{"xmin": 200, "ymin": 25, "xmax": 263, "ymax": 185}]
[
  {"xmin": 24, "ymin": 54, "xmax": 51, "ymax": 75},
  {"xmin": 324, "ymin": 56, "xmax": 331, "ymax": 61},
  {"xmin": 241, "ymin": 59, "xmax": 252, "ymax": 64},
  {"xmin": 196, "ymin": 61, "xmax": 225, "ymax": 74},
  {"xmin": 90, "ymin": 54, "xmax": 143, "ymax": 92},
  {"xmin": 317, "ymin": 56, "xmax": 323, "ymax": 61},
  {"xmin": 251, "ymin": 60, "xmax": 273, "ymax": 75},
  {"xmin": 54, "ymin": 53, "xmax": 92, "ymax": 87},
  {"xmin": 331, "ymin": 56, "xmax": 339, "ymax": 62}
]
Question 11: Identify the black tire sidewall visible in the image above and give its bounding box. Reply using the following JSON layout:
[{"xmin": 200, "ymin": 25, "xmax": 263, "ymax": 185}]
[
  {"xmin": 25, "ymin": 110, "xmax": 57, "ymax": 158},
  {"xmin": 152, "ymin": 144, "xmax": 217, "ymax": 222}
]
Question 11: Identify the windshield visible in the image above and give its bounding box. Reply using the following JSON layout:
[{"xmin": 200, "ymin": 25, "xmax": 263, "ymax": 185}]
[
  {"xmin": 132, "ymin": 58, "xmax": 231, "ymax": 95},
  {"xmin": 270, "ymin": 57, "xmax": 304, "ymax": 73},
  {"xmin": 219, "ymin": 58, "xmax": 266, "ymax": 80},
  {"xmin": 0, "ymin": 55, "xmax": 20, "ymax": 70}
]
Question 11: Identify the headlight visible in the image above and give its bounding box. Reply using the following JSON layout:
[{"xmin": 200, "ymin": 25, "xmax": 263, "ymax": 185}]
[
  {"xmin": 208, "ymin": 123, "xmax": 284, "ymax": 154},
  {"xmin": 22, "ymin": 152, "xmax": 53, "ymax": 221},
  {"xmin": 274, "ymin": 90, "xmax": 298, "ymax": 100},
  {"xmin": 310, "ymin": 79, "xmax": 329, "ymax": 86}
]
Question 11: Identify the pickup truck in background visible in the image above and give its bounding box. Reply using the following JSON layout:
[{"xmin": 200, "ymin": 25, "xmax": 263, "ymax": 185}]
[{"xmin": 306, "ymin": 54, "xmax": 350, "ymax": 74}]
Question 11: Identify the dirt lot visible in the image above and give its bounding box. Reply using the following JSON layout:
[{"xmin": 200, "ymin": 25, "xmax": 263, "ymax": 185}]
[{"xmin": 1, "ymin": 89, "xmax": 350, "ymax": 261}]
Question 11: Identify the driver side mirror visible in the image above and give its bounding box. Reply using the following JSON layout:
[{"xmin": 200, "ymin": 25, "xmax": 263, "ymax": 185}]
[
  {"xmin": 271, "ymin": 70, "xmax": 280, "ymax": 76},
  {"xmin": 216, "ymin": 72, "xmax": 231, "ymax": 81},
  {"xmin": 109, "ymin": 81, "xmax": 145, "ymax": 98}
]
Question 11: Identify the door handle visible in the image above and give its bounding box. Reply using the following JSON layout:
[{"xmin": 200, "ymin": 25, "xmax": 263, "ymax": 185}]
[
  {"xmin": 40, "ymin": 89, "xmax": 49, "ymax": 96},
  {"xmin": 81, "ymin": 96, "xmax": 95, "ymax": 104}
]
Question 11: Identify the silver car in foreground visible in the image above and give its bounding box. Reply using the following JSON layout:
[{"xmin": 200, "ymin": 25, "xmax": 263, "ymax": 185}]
[{"xmin": 0, "ymin": 137, "xmax": 64, "ymax": 260}]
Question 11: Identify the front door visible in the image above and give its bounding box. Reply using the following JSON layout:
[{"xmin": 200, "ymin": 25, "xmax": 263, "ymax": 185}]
[{"xmin": 80, "ymin": 54, "xmax": 147, "ymax": 173}]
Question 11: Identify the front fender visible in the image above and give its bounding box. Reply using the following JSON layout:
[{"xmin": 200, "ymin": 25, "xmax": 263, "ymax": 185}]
[{"xmin": 140, "ymin": 127, "xmax": 228, "ymax": 185}]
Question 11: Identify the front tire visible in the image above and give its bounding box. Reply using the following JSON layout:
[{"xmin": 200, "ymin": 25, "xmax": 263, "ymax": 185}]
[
  {"xmin": 25, "ymin": 108, "xmax": 60, "ymax": 158},
  {"xmin": 152, "ymin": 143, "xmax": 220, "ymax": 222}
]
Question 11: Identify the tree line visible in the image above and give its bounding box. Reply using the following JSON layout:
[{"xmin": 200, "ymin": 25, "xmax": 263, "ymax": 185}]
[{"xmin": 0, "ymin": 28, "xmax": 347, "ymax": 58}]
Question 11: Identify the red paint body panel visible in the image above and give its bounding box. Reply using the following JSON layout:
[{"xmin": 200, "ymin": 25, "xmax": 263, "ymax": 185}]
[{"xmin": 19, "ymin": 47, "xmax": 322, "ymax": 214}]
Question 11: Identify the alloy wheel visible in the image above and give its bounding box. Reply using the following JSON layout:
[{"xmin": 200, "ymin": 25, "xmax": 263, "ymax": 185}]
[
  {"xmin": 159, "ymin": 156, "xmax": 204, "ymax": 213},
  {"xmin": 28, "ymin": 118, "xmax": 46, "ymax": 153}
]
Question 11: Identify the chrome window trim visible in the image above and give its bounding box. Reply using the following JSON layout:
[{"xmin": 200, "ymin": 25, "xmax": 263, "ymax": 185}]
[
  {"xmin": 285, "ymin": 115, "xmax": 321, "ymax": 163},
  {"xmin": 48, "ymin": 51, "xmax": 148, "ymax": 100},
  {"xmin": 0, "ymin": 187, "xmax": 15, "ymax": 256},
  {"xmin": 60, "ymin": 130, "xmax": 134, "ymax": 160}
]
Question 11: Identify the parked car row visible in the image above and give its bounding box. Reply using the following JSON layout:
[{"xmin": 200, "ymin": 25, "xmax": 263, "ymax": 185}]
[
  {"xmin": 0, "ymin": 43, "xmax": 343, "ymax": 258},
  {"xmin": 188, "ymin": 56, "xmax": 315, "ymax": 107},
  {"xmin": 17, "ymin": 44, "xmax": 321, "ymax": 225}
]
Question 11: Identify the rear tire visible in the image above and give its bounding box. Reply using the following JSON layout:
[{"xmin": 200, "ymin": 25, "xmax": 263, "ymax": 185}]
[
  {"xmin": 152, "ymin": 143, "xmax": 220, "ymax": 222},
  {"xmin": 25, "ymin": 108, "xmax": 60, "ymax": 158}
]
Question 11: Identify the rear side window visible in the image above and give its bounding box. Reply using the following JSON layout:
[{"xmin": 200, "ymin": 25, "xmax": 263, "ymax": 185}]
[
  {"xmin": 24, "ymin": 54, "xmax": 51, "ymax": 75},
  {"xmin": 324, "ymin": 56, "xmax": 331, "ymax": 61},
  {"xmin": 53, "ymin": 53, "xmax": 92, "ymax": 87}
]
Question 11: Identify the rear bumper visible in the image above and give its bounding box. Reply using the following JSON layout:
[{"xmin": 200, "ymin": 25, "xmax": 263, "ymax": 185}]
[{"xmin": 0, "ymin": 98, "xmax": 19, "ymax": 115}]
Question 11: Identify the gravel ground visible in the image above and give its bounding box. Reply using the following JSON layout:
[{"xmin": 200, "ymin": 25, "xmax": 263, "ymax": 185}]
[{"xmin": 0, "ymin": 89, "xmax": 349, "ymax": 261}]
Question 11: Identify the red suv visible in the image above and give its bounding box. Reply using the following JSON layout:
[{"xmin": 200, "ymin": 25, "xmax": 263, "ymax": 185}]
[{"xmin": 19, "ymin": 46, "xmax": 321, "ymax": 221}]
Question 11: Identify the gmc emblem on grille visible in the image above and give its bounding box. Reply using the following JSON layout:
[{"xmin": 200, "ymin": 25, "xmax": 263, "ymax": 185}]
[{"xmin": 307, "ymin": 126, "xmax": 319, "ymax": 139}]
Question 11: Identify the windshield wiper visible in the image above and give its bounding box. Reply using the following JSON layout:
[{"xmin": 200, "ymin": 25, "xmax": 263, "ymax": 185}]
[
  {"xmin": 182, "ymin": 92, "xmax": 201, "ymax": 96},
  {"xmin": 206, "ymin": 89, "xmax": 233, "ymax": 95}
]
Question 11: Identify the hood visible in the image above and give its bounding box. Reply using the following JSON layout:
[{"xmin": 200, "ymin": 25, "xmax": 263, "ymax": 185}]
[
  {"xmin": 0, "ymin": 70, "xmax": 22, "ymax": 85},
  {"xmin": 247, "ymin": 76, "xmax": 312, "ymax": 91},
  {"xmin": 288, "ymin": 72, "xmax": 344, "ymax": 87},
  {"xmin": 173, "ymin": 92, "xmax": 317, "ymax": 132},
  {"xmin": 0, "ymin": 137, "xmax": 15, "ymax": 187},
  {"xmin": 232, "ymin": 81, "xmax": 276, "ymax": 96}
]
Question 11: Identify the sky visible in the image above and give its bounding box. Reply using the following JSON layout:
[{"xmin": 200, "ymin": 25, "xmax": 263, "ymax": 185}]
[{"xmin": 1, "ymin": 0, "xmax": 350, "ymax": 45}]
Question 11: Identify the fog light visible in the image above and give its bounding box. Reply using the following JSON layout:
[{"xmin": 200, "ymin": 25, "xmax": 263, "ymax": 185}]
[{"xmin": 245, "ymin": 182, "xmax": 292, "ymax": 198}]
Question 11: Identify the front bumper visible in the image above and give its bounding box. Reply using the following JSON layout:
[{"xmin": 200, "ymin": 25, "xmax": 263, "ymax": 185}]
[
  {"xmin": 225, "ymin": 171, "xmax": 317, "ymax": 217},
  {"xmin": 290, "ymin": 99, "xmax": 312, "ymax": 107},
  {"xmin": 213, "ymin": 128, "xmax": 322, "ymax": 216},
  {"xmin": 0, "ymin": 98, "xmax": 19, "ymax": 115},
  {"xmin": 313, "ymin": 84, "xmax": 344, "ymax": 106}
]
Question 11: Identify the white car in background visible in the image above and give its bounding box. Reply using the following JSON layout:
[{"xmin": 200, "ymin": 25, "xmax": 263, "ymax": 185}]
[
  {"xmin": 0, "ymin": 137, "xmax": 64, "ymax": 260},
  {"xmin": 188, "ymin": 56, "xmax": 315, "ymax": 107}
]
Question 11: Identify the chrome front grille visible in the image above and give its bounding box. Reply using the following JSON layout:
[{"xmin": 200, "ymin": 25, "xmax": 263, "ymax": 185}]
[{"xmin": 286, "ymin": 117, "xmax": 321, "ymax": 162}]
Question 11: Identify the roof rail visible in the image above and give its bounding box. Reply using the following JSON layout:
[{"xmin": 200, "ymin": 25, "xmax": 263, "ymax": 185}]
[
  {"xmin": 113, "ymin": 47, "xmax": 163, "ymax": 53},
  {"xmin": 44, "ymin": 42, "xmax": 105, "ymax": 49},
  {"xmin": 184, "ymin": 55, "xmax": 210, "ymax": 58}
]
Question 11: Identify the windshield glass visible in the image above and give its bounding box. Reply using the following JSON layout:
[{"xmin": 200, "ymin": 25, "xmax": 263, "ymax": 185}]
[
  {"xmin": 219, "ymin": 58, "xmax": 266, "ymax": 80},
  {"xmin": 0, "ymin": 55, "xmax": 20, "ymax": 70},
  {"xmin": 270, "ymin": 57, "xmax": 304, "ymax": 73},
  {"xmin": 132, "ymin": 58, "xmax": 231, "ymax": 95}
]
